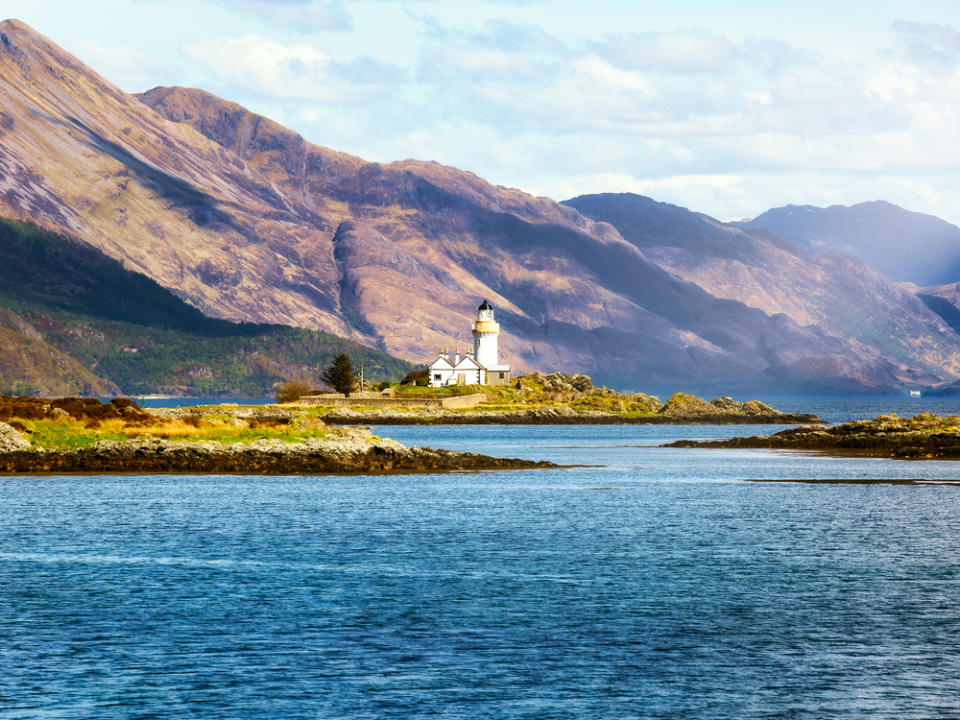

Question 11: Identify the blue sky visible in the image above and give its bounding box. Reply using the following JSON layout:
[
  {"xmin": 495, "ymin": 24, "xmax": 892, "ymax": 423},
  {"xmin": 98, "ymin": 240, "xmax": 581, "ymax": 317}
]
[{"xmin": 8, "ymin": 0, "xmax": 960, "ymax": 223}]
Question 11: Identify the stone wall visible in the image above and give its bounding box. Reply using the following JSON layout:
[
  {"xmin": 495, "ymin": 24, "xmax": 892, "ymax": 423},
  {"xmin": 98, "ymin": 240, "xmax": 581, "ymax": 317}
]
[{"xmin": 439, "ymin": 393, "xmax": 488, "ymax": 409}]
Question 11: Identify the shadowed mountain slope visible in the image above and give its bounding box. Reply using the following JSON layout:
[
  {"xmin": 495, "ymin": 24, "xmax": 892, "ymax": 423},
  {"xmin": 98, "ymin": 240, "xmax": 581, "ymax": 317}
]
[
  {"xmin": 2, "ymin": 18, "xmax": 960, "ymax": 392},
  {"xmin": 735, "ymin": 201, "xmax": 960, "ymax": 287}
]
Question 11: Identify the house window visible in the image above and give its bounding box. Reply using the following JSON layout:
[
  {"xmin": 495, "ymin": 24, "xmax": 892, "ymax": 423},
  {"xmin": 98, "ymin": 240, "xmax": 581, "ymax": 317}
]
[
  {"xmin": 499, "ymin": 372, "xmax": 505, "ymax": 378},
  {"xmin": 434, "ymin": 374, "xmax": 442, "ymax": 381}
]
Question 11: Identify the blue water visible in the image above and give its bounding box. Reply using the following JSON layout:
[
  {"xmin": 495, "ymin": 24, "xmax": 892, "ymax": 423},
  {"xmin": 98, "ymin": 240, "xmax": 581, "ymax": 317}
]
[{"xmin": 3, "ymin": 418, "xmax": 960, "ymax": 718}]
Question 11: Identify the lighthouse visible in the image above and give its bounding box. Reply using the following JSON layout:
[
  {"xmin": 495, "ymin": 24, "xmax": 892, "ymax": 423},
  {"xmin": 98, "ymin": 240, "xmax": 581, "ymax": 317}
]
[
  {"xmin": 426, "ymin": 300, "xmax": 512, "ymax": 387},
  {"xmin": 472, "ymin": 299, "xmax": 500, "ymax": 368}
]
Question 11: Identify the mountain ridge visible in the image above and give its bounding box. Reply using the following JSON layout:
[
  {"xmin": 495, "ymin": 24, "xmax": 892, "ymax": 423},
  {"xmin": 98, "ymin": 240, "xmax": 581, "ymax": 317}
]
[{"xmin": 735, "ymin": 200, "xmax": 960, "ymax": 287}]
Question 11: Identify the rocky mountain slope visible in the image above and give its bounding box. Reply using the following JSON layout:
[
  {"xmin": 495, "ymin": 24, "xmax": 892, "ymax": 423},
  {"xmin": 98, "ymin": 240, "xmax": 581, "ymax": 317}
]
[
  {"xmin": 735, "ymin": 201, "xmax": 960, "ymax": 287},
  {"xmin": 2, "ymin": 18, "xmax": 960, "ymax": 393}
]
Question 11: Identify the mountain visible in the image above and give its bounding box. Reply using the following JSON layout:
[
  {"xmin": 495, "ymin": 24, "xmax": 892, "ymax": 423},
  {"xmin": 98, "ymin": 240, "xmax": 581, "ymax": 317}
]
[
  {"xmin": 735, "ymin": 201, "xmax": 960, "ymax": 287},
  {"xmin": 0, "ymin": 217, "xmax": 410, "ymax": 396},
  {"xmin": 564, "ymin": 193, "xmax": 960, "ymax": 391},
  {"xmin": 1, "ymin": 18, "xmax": 960, "ymax": 393}
]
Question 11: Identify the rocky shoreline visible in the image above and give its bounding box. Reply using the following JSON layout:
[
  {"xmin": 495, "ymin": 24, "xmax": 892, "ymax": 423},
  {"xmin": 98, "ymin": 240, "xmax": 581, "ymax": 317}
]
[
  {"xmin": 0, "ymin": 422, "xmax": 555, "ymax": 475},
  {"xmin": 319, "ymin": 407, "xmax": 821, "ymax": 425},
  {"xmin": 664, "ymin": 413, "xmax": 960, "ymax": 460}
]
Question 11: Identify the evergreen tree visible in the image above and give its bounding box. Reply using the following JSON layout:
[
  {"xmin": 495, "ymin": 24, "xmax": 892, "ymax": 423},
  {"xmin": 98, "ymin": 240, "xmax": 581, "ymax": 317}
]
[{"xmin": 321, "ymin": 353, "xmax": 356, "ymax": 395}]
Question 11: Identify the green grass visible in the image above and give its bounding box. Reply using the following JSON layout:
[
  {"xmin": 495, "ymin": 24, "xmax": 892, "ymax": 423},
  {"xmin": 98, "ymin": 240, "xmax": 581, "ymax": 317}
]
[
  {"xmin": 26, "ymin": 420, "xmax": 129, "ymax": 449},
  {"xmin": 393, "ymin": 384, "xmax": 486, "ymax": 397},
  {"xmin": 18, "ymin": 414, "xmax": 342, "ymax": 449}
]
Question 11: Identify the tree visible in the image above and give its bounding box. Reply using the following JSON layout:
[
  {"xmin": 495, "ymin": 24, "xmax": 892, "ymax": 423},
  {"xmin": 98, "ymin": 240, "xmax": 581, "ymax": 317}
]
[{"xmin": 322, "ymin": 353, "xmax": 357, "ymax": 395}]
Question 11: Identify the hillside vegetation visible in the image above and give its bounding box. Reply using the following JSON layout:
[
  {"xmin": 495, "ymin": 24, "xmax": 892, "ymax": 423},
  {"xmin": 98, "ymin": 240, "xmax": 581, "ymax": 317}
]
[{"xmin": 0, "ymin": 217, "xmax": 412, "ymax": 396}]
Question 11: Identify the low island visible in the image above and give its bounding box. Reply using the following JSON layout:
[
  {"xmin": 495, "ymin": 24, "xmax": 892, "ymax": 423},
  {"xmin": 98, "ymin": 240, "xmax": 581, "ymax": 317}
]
[
  {"xmin": 664, "ymin": 412, "xmax": 960, "ymax": 460},
  {"xmin": 299, "ymin": 372, "xmax": 823, "ymax": 425},
  {"xmin": 0, "ymin": 397, "xmax": 554, "ymax": 475}
]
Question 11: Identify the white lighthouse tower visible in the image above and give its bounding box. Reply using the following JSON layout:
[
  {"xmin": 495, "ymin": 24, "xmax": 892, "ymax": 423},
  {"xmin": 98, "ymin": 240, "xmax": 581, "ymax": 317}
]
[
  {"xmin": 473, "ymin": 300, "xmax": 500, "ymax": 368},
  {"xmin": 472, "ymin": 300, "xmax": 511, "ymax": 385}
]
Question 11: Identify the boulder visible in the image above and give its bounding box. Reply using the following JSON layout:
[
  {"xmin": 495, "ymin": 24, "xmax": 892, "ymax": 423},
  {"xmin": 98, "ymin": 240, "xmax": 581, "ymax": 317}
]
[
  {"xmin": 659, "ymin": 392, "xmax": 717, "ymax": 417},
  {"xmin": 0, "ymin": 422, "xmax": 30, "ymax": 451}
]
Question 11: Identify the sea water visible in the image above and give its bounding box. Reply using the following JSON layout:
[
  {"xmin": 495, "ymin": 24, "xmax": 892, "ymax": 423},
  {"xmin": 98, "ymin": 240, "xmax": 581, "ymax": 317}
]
[{"xmin": 2, "ymin": 416, "xmax": 960, "ymax": 718}]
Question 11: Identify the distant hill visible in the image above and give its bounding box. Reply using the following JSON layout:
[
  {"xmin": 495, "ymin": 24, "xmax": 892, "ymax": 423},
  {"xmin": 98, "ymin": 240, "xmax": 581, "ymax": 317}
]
[
  {"xmin": 2, "ymin": 18, "xmax": 960, "ymax": 393},
  {"xmin": 0, "ymin": 217, "xmax": 410, "ymax": 396},
  {"xmin": 735, "ymin": 201, "xmax": 960, "ymax": 287}
]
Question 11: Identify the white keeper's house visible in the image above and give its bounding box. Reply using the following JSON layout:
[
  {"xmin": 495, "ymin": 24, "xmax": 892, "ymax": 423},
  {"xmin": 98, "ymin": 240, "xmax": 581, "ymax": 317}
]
[{"xmin": 428, "ymin": 300, "xmax": 512, "ymax": 387}]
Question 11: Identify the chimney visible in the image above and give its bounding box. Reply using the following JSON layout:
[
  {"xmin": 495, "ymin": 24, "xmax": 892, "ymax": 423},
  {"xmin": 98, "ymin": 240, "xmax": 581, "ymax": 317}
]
[{"xmin": 455, "ymin": 348, "xmax": 461, "ymax": 364}]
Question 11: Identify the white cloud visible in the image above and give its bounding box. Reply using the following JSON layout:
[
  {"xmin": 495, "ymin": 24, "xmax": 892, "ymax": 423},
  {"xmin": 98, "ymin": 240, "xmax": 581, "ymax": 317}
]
[
  {"xmin": 72, "ymin": 40, "xmax": 181, "ymax": 92},
  {"xmin": 575, "ymin": 55, "xmax": 654, "ymax": 94},
  {"xmin": 892, "ymin": 20, "xmax": 960, "ymax": 70},
  {"xmin": 206, "ymin": 0, "xmax": 353, "ymax": 31},
  {"xmin": 593, "ymin": 29, "xmax": 739, "ymax": 73},
  {"xmin": 182, "ymin": 33, "xmax": 400, "ymax": 103}
]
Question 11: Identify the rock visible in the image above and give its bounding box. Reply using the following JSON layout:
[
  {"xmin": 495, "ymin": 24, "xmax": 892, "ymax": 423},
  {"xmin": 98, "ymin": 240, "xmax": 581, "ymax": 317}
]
[
  {"xmin": 659, "ymin": 393, "xmax": 718, "ymax": 417},
  {"xmin": 0, "ymin": 422, "xmax": 30, "ymax": 451},
  {"xmin": 710, "ymin": 396, "xmax": 780, "ymax": 416}
]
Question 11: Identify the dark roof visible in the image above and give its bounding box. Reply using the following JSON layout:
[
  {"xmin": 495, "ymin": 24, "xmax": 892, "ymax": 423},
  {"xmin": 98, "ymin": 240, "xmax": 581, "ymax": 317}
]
[{"xmin": 478, "ymin": 299, "xmax": 492, "ymax": 311}]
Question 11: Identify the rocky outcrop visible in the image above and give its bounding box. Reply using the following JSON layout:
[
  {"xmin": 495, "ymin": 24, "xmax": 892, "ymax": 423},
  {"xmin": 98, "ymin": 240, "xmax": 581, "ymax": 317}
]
[
  {"xmin": 0, "ymin": 395, "xmax": 151, "ymax": 423},
  {"xmin": 0, "ymin": 421, "xmax": 30, "ymax": 451},
  {"xmin": 664, "ymin": 412, "xmax": 960, "ymax": 459},
  {"xmin": 0, "ymin": 433, "xmax": 555, "ymax": 474}
]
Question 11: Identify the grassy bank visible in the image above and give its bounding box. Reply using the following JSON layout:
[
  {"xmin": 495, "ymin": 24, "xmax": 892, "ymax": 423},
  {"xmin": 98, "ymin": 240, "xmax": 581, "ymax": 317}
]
[{"xmin": 0, "ymin": 396, "xmax": 345, "ymax": 449}]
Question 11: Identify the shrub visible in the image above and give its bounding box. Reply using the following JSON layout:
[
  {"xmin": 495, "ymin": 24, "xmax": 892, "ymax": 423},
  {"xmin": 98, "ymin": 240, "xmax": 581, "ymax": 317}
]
[
  {"xmin": 400, "ymin": 368, "xmax": 429, "ymax": 386},
  {"xmin": 275, "ymin": 381, "xmax": 312, "ymax": 403}
]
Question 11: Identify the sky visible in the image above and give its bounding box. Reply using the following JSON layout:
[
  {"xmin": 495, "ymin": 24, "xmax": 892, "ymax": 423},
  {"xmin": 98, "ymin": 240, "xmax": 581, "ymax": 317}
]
[{"xmin": 8, "ymin": 0, "xmax": 960, "ymax": 223}]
